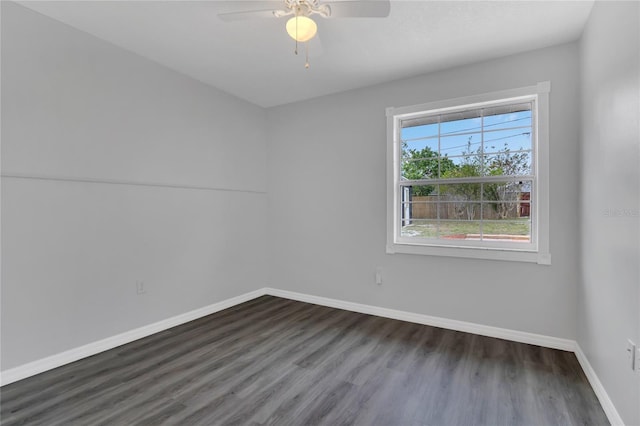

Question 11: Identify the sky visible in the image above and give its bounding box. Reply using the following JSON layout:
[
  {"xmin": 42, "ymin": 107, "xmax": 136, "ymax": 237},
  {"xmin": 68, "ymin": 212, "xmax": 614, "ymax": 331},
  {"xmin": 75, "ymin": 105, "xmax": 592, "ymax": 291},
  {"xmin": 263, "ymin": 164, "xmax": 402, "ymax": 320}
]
[{"xmin": 401, "ymin": 108, "xmax": 533, "ymax": 172}]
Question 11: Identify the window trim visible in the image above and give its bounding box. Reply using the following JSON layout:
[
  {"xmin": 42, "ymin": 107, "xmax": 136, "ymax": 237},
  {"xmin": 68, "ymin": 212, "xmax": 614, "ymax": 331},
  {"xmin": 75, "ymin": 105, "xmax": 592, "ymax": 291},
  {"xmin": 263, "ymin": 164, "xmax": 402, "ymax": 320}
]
[{"xmin": 386, "ymin": 82, "xmax": 551, "ymax": 265}]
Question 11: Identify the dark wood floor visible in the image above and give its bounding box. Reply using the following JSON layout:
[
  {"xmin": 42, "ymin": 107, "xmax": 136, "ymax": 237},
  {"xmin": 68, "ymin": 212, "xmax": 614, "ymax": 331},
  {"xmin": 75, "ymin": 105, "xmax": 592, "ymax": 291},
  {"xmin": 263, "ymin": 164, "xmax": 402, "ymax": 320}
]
[{"xmin": 1, "ymin": 295, "xmax": 608, "ymax": 426}]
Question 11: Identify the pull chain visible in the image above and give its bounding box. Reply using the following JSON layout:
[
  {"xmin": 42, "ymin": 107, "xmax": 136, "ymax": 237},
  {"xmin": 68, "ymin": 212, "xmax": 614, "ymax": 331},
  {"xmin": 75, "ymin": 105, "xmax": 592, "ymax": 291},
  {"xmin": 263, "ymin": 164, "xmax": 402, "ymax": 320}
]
[
  {"xmin": 291, "ymin": 6, "xmax": 309, "ymax": 69},
  {"xmin": 305, "ymin": 42, "xmax": 310, "ymax": 69},
  {"xmin": 294, "ymin": 11, "xmax": 298, "ymax": 55}
]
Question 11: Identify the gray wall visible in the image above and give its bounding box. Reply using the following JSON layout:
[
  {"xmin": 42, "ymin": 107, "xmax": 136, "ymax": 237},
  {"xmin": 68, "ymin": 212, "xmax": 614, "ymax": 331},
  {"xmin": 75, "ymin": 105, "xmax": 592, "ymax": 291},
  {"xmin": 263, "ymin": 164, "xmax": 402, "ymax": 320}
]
[
  {"xmin": 267, "ymin": 42, "xmax": 580, "ymax": 339},
  {"xmin": 578, "ymin": 2, "xmax": 640, "ymax": 425},
  {"xmin": 1, "ymin": 2, "xmax": 268, "ymax": 370}
]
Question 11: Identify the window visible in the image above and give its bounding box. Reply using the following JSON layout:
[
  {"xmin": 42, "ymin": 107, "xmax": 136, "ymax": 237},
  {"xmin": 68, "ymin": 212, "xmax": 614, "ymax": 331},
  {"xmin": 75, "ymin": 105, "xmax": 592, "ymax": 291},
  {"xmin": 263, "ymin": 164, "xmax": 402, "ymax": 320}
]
[{"xmin": 386, "ymin": 83, "xmax": 551, "ymax": 264}]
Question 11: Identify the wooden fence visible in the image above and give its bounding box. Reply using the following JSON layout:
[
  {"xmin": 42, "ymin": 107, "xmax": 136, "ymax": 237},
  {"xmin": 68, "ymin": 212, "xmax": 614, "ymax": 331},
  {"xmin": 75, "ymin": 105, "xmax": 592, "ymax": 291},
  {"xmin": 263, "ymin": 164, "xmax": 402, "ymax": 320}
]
[{"xmin": 409, "ymin": 194, "xmax": 530, "ymax": 220}]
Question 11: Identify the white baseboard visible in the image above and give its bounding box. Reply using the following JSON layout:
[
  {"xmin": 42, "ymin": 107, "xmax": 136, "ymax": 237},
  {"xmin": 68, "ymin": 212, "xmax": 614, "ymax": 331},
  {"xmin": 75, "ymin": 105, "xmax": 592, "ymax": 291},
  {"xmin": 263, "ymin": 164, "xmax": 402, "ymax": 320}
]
[
  {"xmin": 263, "ymin": 287, "xmax": 575, "ymax": 351},
  {"xmin": 0, "ymin": 289, "xmax": 266, "ymax": 386},
  {"xmin": 574, "ymin": 344, "xmax": 625, "ymax": 426},
  {"xmin": 0, "ymin": 286, "xmax": 623, "ymax": 426}
]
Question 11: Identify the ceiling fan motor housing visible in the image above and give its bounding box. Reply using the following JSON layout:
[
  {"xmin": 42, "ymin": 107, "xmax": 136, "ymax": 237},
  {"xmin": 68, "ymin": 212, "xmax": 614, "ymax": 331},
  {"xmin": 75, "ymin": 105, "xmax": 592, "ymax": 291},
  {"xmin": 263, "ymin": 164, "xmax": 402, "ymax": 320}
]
[{"xmin": 275, "ymin": 0, "xmax": 331, "ymax": 18}]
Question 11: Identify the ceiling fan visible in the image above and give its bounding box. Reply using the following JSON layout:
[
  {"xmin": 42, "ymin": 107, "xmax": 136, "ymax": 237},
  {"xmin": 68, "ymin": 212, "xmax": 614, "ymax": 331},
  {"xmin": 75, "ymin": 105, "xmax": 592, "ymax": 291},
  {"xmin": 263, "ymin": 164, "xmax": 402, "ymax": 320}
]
[{"xmin": 218, "ymin": 0, "xmax": 391, "ymax": 68}]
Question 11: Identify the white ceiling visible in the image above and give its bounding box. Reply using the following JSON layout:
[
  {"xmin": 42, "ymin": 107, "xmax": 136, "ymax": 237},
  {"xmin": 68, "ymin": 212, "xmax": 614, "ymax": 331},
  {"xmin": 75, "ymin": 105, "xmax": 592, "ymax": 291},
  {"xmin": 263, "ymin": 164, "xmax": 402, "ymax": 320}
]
[{"xmin": 19, "ymin": 1, "xmax": 594, "ymax": 107}]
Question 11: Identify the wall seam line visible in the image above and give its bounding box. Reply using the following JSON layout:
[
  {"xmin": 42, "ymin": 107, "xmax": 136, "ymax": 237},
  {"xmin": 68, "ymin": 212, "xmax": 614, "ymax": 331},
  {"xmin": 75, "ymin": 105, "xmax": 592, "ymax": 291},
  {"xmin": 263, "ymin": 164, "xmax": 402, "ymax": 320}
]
[{"xmin": 1, "ymin": 172, "xmax": 267, "ymax": 194}]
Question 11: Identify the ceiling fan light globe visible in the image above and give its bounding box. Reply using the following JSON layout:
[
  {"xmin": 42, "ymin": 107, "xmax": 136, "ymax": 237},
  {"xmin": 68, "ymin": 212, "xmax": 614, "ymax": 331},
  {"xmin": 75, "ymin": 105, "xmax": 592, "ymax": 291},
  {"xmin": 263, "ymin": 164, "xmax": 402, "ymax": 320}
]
[{"xmin": 286, "ymin": 16, "xmax": 317, "ymax": 42}]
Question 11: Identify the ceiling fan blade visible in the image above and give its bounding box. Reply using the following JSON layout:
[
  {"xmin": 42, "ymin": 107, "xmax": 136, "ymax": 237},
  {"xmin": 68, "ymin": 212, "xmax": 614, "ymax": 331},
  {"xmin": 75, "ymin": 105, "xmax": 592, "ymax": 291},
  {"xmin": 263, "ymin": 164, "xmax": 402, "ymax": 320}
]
[
  {"xmin": 324, "ymin": 0, "xmax": 391, "ymax": 18},
  {"xmin": 218, "ymin": 9, "xmax": 283, "ymax": 22}
]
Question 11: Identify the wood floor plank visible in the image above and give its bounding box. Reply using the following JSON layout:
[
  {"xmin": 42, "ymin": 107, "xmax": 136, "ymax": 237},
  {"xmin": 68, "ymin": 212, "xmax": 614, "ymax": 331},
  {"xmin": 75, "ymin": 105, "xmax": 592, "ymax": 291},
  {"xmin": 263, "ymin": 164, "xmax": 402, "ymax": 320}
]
[{"xmin": 0, "ymin": 295, "xmax": 609, "ymax": 426}]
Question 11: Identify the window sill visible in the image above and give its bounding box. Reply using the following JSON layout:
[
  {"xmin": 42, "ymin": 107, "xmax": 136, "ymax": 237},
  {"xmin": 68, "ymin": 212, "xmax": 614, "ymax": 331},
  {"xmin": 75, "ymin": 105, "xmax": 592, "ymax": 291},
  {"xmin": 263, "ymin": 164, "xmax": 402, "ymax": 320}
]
[{"xmin": 386, "ymin": 243, "xmax": 551, "ymax": 265}]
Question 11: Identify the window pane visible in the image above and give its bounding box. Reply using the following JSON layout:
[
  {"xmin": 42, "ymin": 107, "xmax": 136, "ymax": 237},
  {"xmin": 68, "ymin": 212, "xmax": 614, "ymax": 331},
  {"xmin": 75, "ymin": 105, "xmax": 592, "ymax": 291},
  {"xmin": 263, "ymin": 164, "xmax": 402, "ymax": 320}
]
[
  {"xmin": 482, "ymin": 181, "xmax": 530, "ymax": 211},
  {"xmin": 444, "ymin": 202, "xmax": 482, "ymax": 221},
  {"xmin": 401, "ymin": 122, "xmax": 439, "ymax": 140},
  {"xmin": 483, "ymin": 150, "xmax": 532, "ymax": 177},
  {"xmin": 401, "ymin": 219, "xmax": 439, "ymax": 239},
  {"xmin": 480, "ymin": 220, "xmax": 531, "ymax": 242},
  {"xmin": 483, "ymin": 129, "xmax": 532, "ymax": 155},
  {"xmin": 440, "ymin": 183, "xmax": 482, "ymax": 205},
  {"xmin": 483, "ymin": 105, "xmax": 532, "ymax": 131},
  {"xmin": 401, "ymin": 140, "xmax": 439, "ymax": 180},
  {"xmin": 481, "ymin": 200, "xmax": 527, "ymax": 219},
  {"xmin": 439, "ymin": 219, "xmax": 481, "ymax": 240},
  {"xmin": 440, "ymin": 111, "xmax": 482, "ymax": 135},
  {"xmin": 403, "ymin": 137, "xmax": 439, "ymax": 154},
  {"xmin": 400, "ymin": 185, "xmax": 438, "ymax": 195},
  {"xmin": 518, "ymin": 200, "xmax": 531, "ymax": 218},
  {"xmin": 440, "ymin": 157, "xmax": 483, "ymax": 177},
  {"xmin": 438, "ymin": 155, "xmax": 458, "ymax": 178},
  {"xmin": 440, "ymin": 132, "xmax": 482, "ymax": 158},
  {"xmin": 400, "ymin": 185, "xmax": 438, "ymax": 227},
  {"xmin": 402, "ymin": 198, "xmax": 439, "ymax": 220}
]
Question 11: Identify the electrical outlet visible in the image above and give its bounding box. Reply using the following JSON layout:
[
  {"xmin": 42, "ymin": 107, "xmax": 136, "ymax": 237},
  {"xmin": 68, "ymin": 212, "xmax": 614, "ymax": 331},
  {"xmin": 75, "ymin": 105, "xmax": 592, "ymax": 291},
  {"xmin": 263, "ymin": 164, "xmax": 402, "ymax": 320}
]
[
  {"xmin": 375, "ymin": 267, "xmax": 382, "ymax": 285},
  {"xmin": 626, "ymin": 339, "xmax": 636, "ymax": 371},
  {"xmin": 136, "ymin": 281, "xmax": 146, "ymax": 295}
]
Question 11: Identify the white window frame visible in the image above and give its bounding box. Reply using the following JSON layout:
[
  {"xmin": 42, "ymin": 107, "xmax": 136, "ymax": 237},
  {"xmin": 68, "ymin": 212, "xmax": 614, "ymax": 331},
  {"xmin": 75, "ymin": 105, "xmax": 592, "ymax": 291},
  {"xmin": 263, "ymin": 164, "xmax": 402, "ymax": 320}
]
[{"xmin": 386, "ymin": 82, "xmax": 551, "ymax": 264}]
